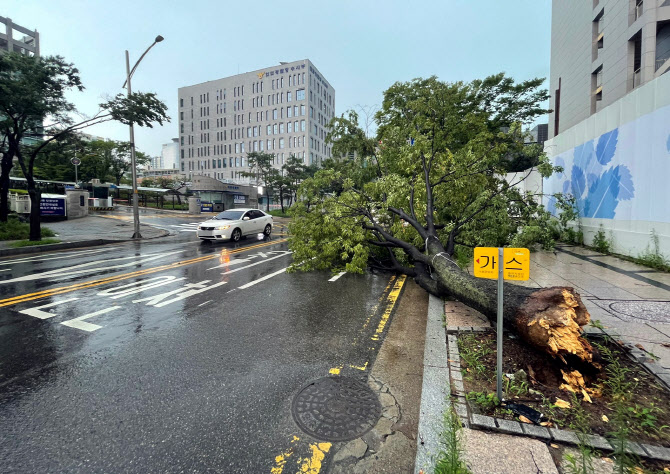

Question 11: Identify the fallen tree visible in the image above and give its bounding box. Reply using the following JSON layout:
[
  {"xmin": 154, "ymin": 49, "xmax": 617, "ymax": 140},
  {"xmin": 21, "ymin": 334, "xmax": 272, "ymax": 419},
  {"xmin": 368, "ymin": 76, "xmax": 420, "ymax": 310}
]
[{"xmin": 288, "ymin": 75, "xmax": 594, "ymax": 363}]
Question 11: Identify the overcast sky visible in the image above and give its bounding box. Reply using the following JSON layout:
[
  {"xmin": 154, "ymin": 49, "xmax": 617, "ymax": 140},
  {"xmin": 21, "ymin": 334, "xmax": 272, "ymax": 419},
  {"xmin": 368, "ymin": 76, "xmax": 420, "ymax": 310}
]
[{"xmin": 4, "ymin": 0, "xmax": 552, "ymax": 157}]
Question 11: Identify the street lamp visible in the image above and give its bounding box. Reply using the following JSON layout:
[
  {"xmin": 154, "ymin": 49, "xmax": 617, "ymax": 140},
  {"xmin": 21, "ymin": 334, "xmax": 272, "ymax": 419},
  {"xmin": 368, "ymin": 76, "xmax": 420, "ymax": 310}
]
[{"xmin": 123, "ymin": 35, "xmax": 164, "ymax": 239}]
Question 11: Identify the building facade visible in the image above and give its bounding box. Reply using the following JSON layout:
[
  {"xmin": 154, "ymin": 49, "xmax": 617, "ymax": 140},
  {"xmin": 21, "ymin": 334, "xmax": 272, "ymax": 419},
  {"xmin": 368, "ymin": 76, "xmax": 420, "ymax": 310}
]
[
  {"xmin": 0, "ymin": 16, "xmax": 39, "ymax": 57},
  {"xmin": 548, "ymin": 0, "xmax": 670, "ymax": 138},
  {"xmin": 178, "ymin": 59, "xmax": 335, "ymax": 184},
  {"xmin": 161, "ymin": 138, "xmax": 180, "ymax": 170},
  {"xmin": 544, "ymin": 0, "xmax": 670, "ymax": 257}
]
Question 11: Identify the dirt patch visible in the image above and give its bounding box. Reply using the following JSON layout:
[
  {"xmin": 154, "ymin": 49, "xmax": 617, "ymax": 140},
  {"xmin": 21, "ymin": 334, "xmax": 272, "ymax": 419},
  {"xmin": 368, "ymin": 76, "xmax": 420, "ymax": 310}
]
[{"xmin": 458, "ymin": 330, "xmax": 670, "ymax": 447}]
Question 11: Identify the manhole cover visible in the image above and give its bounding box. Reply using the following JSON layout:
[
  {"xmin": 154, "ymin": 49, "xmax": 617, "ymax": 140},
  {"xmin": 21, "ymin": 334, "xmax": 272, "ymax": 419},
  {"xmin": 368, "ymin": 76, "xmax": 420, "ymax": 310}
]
[
  {"xmin": 291, "ymin": 376, "xmax": 381, "ymax": 442},
  {"xmin": 591, "ymin": 300, "xmax": 670, "ymax": 324}
]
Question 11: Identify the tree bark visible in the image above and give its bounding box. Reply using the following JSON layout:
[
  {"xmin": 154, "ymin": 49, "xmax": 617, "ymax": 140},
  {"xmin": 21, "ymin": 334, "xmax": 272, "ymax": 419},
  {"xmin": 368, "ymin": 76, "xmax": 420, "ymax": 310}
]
[
  {"xmin": 420, "ymin": 237, "xmax": 593, "ymax": 364},
  {"xmin": 27, "ymin": 186, "xmax": 41, "ymax": 241},
  {"xmin": 0, "ymin": 154, "xmax": 12, "ymax": 223}
]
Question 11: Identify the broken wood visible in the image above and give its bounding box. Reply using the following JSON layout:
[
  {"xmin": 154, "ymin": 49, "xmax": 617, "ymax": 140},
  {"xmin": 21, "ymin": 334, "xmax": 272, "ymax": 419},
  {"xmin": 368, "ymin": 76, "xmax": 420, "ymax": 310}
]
[{"xmin": 414, "ymin": 237, "xmax": 594, "ymax": 365}]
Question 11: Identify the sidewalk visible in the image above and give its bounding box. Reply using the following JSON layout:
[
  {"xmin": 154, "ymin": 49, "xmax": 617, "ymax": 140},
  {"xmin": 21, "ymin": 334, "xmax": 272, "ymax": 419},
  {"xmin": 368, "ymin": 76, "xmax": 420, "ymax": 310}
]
[
  {"xmin": 0, "ymin": 214, "xmax": 169, "ymax": 257},
  {"xmin": 415, "ymin": 245, "xmax": 670, "ymax": 473}
]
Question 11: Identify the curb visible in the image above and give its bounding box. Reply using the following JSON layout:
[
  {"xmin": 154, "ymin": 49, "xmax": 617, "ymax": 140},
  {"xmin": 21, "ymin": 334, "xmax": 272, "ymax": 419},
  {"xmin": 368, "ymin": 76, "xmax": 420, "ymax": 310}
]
[
  {"xmin": 414, "ymin": 294, "xmax": 450, "ymax": 473},
  {"xmin": 0, "ymin": 229, "xmax": 171, "ymax": 257},
  {"xmin": 447, "ymin": 326, "xmax": 670, "ymax": 462}
]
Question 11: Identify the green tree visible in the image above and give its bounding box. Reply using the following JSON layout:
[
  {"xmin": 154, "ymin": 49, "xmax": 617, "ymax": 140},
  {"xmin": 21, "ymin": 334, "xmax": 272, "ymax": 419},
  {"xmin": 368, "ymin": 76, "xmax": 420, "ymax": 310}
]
[
  {"xmin": 288, "ymin": 74, "xmax": 594, "ymax": 363},
  {"xmin": 242, "ymin": 151, "xmax": 278, "ymax": 209},
  {"xmin": 0, "ymin": 52, "xmax": 169, "ymax": 239}
]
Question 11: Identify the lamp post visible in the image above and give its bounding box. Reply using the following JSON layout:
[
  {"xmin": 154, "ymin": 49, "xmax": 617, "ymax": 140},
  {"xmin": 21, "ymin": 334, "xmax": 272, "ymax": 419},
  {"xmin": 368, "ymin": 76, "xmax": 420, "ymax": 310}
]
[{"xmin": 123, "ymin": 35, "xmax": 163, "ymax": 239}]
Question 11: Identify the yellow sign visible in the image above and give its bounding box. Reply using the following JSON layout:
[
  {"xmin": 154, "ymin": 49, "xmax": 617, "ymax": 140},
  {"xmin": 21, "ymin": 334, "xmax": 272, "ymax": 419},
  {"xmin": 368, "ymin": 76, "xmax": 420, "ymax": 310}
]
[
  {"xmin": 257, "ymin": 72, "xmax": 264, "ymax": 79},
  {"xmin": 473, "ymin": 247, "xmax": 530, "ymax": 281}
]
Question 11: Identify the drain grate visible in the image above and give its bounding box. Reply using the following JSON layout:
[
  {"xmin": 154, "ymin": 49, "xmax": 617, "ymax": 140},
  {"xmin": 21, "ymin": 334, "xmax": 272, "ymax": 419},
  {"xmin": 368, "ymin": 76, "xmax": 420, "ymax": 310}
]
[{"xmin": 291, "ymin": 376, "xmax": 381, "ymax": 442}]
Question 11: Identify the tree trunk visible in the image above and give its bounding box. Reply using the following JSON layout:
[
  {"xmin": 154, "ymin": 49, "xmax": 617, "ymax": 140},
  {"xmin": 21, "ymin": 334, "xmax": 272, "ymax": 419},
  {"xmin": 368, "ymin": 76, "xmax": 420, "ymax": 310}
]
[
  {"xmin": 0, "ymin": 154, "xmax": 12, "ymax": 223},
  {"xmin": 279, "ymin": 188, "xmax": 285, "ymax": 214},
  {"xmin": 27, "ymin": 186, "xmax": 41, "ymax": 241},
  {"xmin": 420, "ymin": 237, "xmax": 593, "ymax": 364}
]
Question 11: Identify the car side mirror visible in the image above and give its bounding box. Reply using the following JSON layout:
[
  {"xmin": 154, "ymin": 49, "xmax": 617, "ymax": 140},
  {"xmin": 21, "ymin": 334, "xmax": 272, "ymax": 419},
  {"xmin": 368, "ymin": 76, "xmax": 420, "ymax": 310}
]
[{"xmin": 243, "ymin": 216, "xmax": 250, "ymax": 221}]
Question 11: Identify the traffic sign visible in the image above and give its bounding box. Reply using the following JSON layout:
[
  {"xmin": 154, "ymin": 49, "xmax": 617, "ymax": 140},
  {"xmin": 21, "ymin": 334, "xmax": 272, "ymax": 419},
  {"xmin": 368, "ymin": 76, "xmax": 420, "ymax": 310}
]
[
  {"xmin": 71, "ymin": 157, "xmax": 81, "ymax": 166},
  {"xmin": 474, "ymin": 247, "xmax": 530, "ymax": 281}
]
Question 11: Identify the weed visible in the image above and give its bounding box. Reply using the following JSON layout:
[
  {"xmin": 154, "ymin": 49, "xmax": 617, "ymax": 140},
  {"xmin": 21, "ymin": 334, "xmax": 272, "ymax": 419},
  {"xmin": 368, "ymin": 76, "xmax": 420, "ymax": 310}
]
[
  {"xmin": 457, "ymin": 334, "xmax": 493, "ymax": 381},
  {"xmin": 540, "ymin": 395, "xmax": 565, "ymax": 428},
  {"xmin": 636, "ymin": 230, "xmax": 670, "ymax": 272},
  {"xmin": 592, "ymin": 225, "xmax": 611, "ymax": 254},
  {"xmin": 627, "ymin": 403, "xmax": 669, "ymax": 440},
  {"xmin": 465, "ymin": 391, "xmax": 500, "ymax": 411},
  {"xmin": 435, "ymin": 406, "xmax": 470, "ymax": 474},
  {"xmin": 503, "ymin": 376, "xmax": 529, "ymax": 398},
  {"xmin": 563, "ymin": 393, "xmax": 598, "ymax": 474},
  {"xmin": 589, "ymin": 319, "xmax": 604, "ymax": 330},
  {"xmin": 9, "ymin": 238, "xmax": 61, "ymax": 248},
  {"xmin": 596, "ymin": 343, "xmax": 638, "ymax": 472}
]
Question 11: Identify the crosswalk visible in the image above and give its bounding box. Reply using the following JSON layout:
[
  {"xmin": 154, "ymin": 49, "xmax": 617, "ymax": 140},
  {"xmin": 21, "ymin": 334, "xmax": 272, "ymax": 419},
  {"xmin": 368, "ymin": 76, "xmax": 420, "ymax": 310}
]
[{"xmin": 170, "ymin": 223, "xmax": 200, "ymax": 232}]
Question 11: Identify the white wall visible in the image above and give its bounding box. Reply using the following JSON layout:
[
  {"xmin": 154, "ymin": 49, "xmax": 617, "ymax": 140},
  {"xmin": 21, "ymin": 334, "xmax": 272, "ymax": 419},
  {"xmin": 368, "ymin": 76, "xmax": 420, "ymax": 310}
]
[{"xmin": 544, "ymin": 71, "xmax": 670, "ymax": 258}]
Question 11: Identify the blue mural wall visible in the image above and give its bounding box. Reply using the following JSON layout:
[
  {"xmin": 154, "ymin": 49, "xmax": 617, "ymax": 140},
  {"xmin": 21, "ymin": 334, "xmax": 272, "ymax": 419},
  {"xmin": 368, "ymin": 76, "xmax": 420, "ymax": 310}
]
[{"xmin": 544, "ymin": 104, "xmax": 670, "ymax": 224}]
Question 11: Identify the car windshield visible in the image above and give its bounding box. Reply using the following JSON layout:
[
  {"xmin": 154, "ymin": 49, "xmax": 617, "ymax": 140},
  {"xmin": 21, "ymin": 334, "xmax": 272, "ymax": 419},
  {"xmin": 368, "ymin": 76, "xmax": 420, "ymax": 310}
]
[{"xmin": 214, "ymin": 210, "xmax": 244, "ymax": 220}]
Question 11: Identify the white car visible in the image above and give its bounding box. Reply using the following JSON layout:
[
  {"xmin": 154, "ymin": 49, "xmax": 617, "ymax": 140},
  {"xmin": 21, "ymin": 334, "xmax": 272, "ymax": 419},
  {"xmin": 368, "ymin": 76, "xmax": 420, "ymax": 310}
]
[{"xmin": 196, "ymin": 208, "xmax": 273, "ymax": 242}]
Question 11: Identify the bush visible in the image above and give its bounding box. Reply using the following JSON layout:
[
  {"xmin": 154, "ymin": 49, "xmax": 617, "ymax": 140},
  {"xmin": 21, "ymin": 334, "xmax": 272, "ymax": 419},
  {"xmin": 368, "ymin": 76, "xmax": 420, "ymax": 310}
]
[
  {"xmin": 9, "ymin": 188, "xmax": 28, "ymax": 195},
  {"xmin": 636, "ymin": 230, "xmax": 670, "ymax": 271},
  {"xmin": 9, "ymin": 238, "xmax": 61, "ymax": 248},
  {"xmin": 0, "ymin": 219, "xmax": 55, "ymax": 240}
]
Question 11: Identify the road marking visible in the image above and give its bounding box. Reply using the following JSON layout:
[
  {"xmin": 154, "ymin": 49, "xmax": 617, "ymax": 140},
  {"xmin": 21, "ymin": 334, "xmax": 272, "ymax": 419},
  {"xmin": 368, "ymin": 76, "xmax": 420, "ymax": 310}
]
[
  {"xmin": 0, "ymin": 269, "xmax": 9, "ymax": 272},
  {"xmin": 270, "ymin": 435, "xmax": 301, "ymax": 474},
  {"xmin": 298, "ymin": 443, "xmax": 331, "ymax": 474},
  {"xmin": 197, "ymin": 300, "xmax": 213, "ymax": 307},
  {"xmin": 0, "ymin": 238, "xmax": 288, "ymax": 308},
  {"xmin": 214, "ymin": 252, "xmax": 292, "ymax": 275},
  {"xmin": 237, "ymin": 267, "xmax": 288, "ymax": 289},
  {"xmin": 60, "ymin": 306, "xmax": 121, "ymax": 332},
  {"xmin": 329, "ymin": 367, "xmax": 342, "ymax": 375},
  {"xmin": 0, "ymin": 252, "xmax": 184, "ymax": 284},
  {"xmin": 371, "ymin": 275, "xmax": 406, "ymax": 341},
  {"xmin": 97, "ymin": 276, "xmax": 187, "ymax": 299},
  {"xmin": 328, "ymin": 271, "xmax": 346, "ymax": 282},
  {"xmin": 132, "ymin": 281, "xmax": 227, "ymax": 308},
  {"xmin": 0, "ymin": 248, "xmax": 109, "ymax": 266},
  {"xmin": 19, "ymin": 297, "xmax": 80, "ymax": 319},
  {"xmin": 350, "ymin": 361, "xmax": 369, "ymax": 371}
]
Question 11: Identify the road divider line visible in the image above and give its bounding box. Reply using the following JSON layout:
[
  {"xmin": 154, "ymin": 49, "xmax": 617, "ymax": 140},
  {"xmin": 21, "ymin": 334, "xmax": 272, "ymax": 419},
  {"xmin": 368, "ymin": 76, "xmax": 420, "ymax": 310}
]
[
  {"xmin": 328, "ymin": 271, "xmax": 346, "ymax": 282},
  {"xmin": 237, "ymin": 267, "xmax": 288, "ymax": 289},
  {"xmin": 371, "ymin": 275, "xmax": 406, "ymax": 341},
  {"xmin": 60, "ymin": 306, "xmax": 121, "ymax": 332},
  {"xmin": 0, "ymin": 239, "xmax": 288, "ymax": 307},
  {"xmin": 216, "ymin": 252, "xmax": 292, "ymax": 274}
]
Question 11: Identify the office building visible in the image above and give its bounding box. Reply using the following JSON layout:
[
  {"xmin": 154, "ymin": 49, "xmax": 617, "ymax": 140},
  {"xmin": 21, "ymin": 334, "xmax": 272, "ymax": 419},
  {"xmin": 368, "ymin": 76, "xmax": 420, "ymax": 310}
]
[
  {"xmin": 0, "ymin": 16, "xmax": 39, "ymax": 57},
  {"xmin": 178, "ymin": 59, "xmax": 335, "ymax": 184},
  {"xmin": 529, "ymin": 124, "xmax": 548, "ymax": 145},
  {"xmin": 161, "ymin": 138, "xmax": 180, "ymax": 170},
  {"xmin": 544, "ymin": 0, "xmax": 670, "ymax": 257}
]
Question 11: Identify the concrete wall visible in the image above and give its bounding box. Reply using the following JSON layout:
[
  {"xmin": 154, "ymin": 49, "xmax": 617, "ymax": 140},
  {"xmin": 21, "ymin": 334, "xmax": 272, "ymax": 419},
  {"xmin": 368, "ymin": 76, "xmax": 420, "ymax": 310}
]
[
  {"xmin": 544, "ymin": 70, "xmax": 670, "ymax": 257},
  {"xmin": 66, "ymin": 190, "xmax": 89, "ymax": 219}
]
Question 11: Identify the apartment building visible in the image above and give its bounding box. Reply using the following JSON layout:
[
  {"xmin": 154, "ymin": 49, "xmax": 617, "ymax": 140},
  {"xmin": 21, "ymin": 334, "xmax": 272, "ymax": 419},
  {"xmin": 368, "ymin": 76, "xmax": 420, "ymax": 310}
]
[
  {"xmin": 543, "ymin": 0, "xmax": 670, "ymax": 257},
  {"xmin": 548, "ymin": 0, "xmax": 670, "ymax": 137},
  {"xmin": 178, "ymin": 59, "xmax": 335, "ymax": 184},
  {"xmin": 0, "ymin": 16, "xmax": 39, "ymax": 57}
]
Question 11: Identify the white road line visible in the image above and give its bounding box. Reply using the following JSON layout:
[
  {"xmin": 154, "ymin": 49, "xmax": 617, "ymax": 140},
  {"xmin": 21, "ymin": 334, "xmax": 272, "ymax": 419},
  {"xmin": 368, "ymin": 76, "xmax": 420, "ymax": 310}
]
[
  {"xmin": 210, "ymin": 252, "xmax": 292, "ymax": 272},
  {"xmin": 19, "ymin": 297, "xmax": 80, "ymax": 319},
  {"xmin": 197, "ymin": 300, "xmax": 213, "ymax": 307},
  {"xmin": 61, "ymin": 306, "xmax": 121, "ymax": 332},
  {"xmin": 328, "ymin": 271, "xmax": 346, "ymax": 282},
  {"xmin": 0, "ymin": 269, "xmax": 10, "ymax": 272},
  {"xmin": 0, "ymin": 248, "xmax": 108, "ymax": 266},
  {"xmin": 238, "ymin": 267, "xmax": 288, "ymax": 289}
]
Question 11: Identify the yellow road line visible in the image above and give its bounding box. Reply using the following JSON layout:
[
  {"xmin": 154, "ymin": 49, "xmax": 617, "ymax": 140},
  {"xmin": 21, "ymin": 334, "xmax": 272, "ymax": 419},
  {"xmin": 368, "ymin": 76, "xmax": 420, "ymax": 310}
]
[
  {"xmin": 297, "ymin": 443, "xmax": 331, "ymax": 473},
  {"xmin": 0, "ymin": 239, "xmax": 288, "ymax": 307},
  {"xmin": 371, "ymin": 275, "xmax": 406, "ymax": 341},
  {"xmin": 270, "ymin": 435, "xmax": 300, "ymax": 474}
]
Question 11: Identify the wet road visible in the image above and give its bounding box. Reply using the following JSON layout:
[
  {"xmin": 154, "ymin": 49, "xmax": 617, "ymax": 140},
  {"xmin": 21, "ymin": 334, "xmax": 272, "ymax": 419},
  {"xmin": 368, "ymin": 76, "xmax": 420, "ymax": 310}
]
[{"xmin": 0, "ymin": 218, "xmax": 406, "ymax": 473}]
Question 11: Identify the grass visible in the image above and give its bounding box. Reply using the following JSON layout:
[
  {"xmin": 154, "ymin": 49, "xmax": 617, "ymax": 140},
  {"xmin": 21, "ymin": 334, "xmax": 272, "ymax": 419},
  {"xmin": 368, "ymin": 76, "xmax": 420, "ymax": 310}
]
[
  {"xmin": 9, "ymin": 238, "xmax": 61, "ymax": 248},
  {"xmin": 268, "ymin": 209, "xmax": 290, "ymax": 218},
  {"xmin": 9, "ymin": 188, "xmax": 28, "ymax": 195},
  {"xmin": 0, "ymin": 217, "xmax": 56, "ymax": 241}
]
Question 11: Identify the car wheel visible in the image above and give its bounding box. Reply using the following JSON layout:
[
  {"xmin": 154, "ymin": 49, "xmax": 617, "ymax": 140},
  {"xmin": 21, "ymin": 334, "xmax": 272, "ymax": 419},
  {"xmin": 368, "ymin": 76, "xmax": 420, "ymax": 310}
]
[
  {"xmin": 231, "ymin": 228, "xmax": 242, "ymax": 242},
  {"xmin": 264, "ymin": 224, "xmax": 272, "ymax": 236}
]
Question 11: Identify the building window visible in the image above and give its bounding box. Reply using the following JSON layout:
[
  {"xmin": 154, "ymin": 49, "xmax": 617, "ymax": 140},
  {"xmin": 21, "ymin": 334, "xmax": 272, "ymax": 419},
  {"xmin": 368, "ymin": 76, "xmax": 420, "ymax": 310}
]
[
  {"xmin": 180, "ymin": 98, "xmax": 183, "ymax": 107},
  {"xmin": 280, "ymin": 123, "xmax": 284, "ymax": 134},
  {"xmin": 301, "ymin": 105, "xmax": 305, "ymax": 116},
  {"xmin": 288, "ymin": 122, "xmax": 293, "ymax": 133},
  {"xmin": 274, "ymin": 124, "xmax": 278, "ymax": 134},
  {"xmin": 301, "ymin": 120, "xmax": 306, "ymax": 132},
  {"xmin": 287, "ymin": 91, "xmax": 292, "ymax": 102},
  {"xmin": 288, "ymin": 107, "xmax": 293, "ymax": 118},
  {"xmin": 296, "ymin": 89, "xmax": 305, "ymax": 101},
  {"xmin": 279, "ymin": 138, "xmax": 284, "ymax": 149},
  {"xmin": 273, "ymin": 109, "xmax": 278, "ymax": 120}
]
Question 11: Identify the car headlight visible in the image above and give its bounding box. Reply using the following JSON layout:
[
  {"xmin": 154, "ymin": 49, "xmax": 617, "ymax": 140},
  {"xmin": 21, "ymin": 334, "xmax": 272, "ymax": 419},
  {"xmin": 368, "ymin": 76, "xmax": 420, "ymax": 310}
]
[{"xmin": 217, "ymin": 225, "xmax": 230, "ymax": 230}]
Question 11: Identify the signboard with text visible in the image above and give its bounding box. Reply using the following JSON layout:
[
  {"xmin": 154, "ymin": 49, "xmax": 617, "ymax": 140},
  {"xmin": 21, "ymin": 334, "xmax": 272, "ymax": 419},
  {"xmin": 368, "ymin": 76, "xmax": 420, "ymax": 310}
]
[
  {"xmin": 473, "ymin": 247, "xmax": 530, "ymax": 281},
  {"xmin": 40, "ymin": 196, "xmax": 66, "ymax": 217},
  {"xmin": 200, "ymin": 202, "xmax": 213, "ymax": 212}
]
